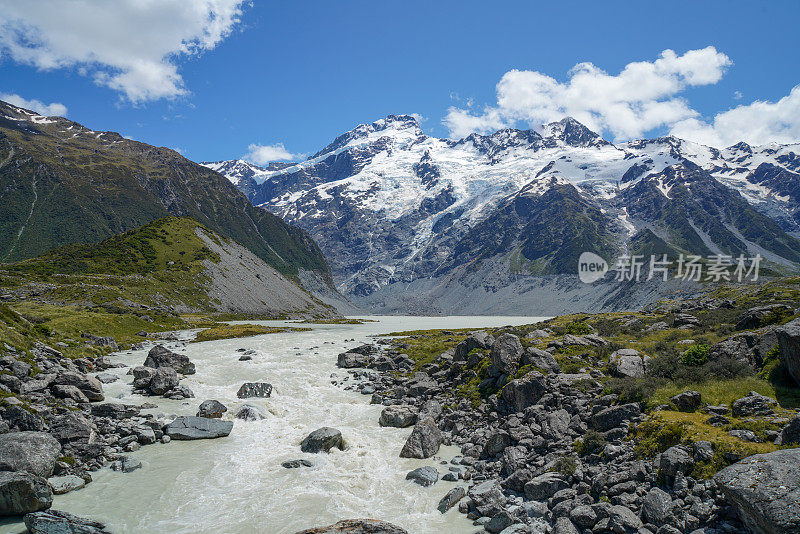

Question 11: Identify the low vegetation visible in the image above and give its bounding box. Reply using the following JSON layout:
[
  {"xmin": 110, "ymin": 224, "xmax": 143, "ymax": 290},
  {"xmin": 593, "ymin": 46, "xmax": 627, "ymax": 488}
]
[{"xmin": 193, "ymin": 323, "xmax": 310, "ymax": 343}]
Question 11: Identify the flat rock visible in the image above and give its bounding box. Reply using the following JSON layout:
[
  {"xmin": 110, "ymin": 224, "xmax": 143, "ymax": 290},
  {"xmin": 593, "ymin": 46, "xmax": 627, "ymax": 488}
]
[
  {"xmin": 437, "ymin": 486, "xmax": 466, "ymax": 513},
  {"xmin": 405, "ymin": 466, "xmax": 438, "ymax": 487},
  {"xmin": 47, "ymin": 475, "xmax": 85, "ymax": 495},
  {"xmin": 715, "ymin": 448, "xmax": 800, "ymax": 534},
  {"xmin": 282, "ymin": 459, "xmax": 314, "ymax": 469},
  {"xmin": 24, "ymin": 509, "xmax": 111, "ymax": 533},
  {"xmin": 163, "ymin": 416, "xmax": 233, "ymax": 440}
]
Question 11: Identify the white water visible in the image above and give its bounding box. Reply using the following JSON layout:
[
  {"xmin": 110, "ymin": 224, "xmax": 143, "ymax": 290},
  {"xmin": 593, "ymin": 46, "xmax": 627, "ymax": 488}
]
[{"xmin": 2, "ymin": 316, "xmax": 545, "ymax": 534}]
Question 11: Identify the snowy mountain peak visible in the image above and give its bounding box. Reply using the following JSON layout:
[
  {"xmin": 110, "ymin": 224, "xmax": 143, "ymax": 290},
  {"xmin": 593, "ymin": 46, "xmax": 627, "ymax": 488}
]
[
  {"xmin": 311, "ymin": 114, "xmax": 424, "ymax": 159},
  {"xmin": 541, "ymin": 117, "xmax": 608, "ymax": 148}
]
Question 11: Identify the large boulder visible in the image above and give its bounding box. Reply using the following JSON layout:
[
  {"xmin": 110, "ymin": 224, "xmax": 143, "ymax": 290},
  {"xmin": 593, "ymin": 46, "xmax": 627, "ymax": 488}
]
[
  {"xmin": 24, "ymin": 510, "xmax": 111, "ymax": 533},
  {"xmin": 671, "ymin": 391, "xmax": 702, "ymax": 412},
  {"xmin": 0, "ymin": 432, "xmax": 61, "ymax": 477},
  {"xmin": 453, "ymin": 331, "xmax": 494, "ymax": 361},
  {"xmin": 1, "ymin": 406, "xmax": 44, "ymax": 431},
  {"xmin": 48, "ymin": 413, "xmax": 96, "ymax": 444},
  {"xmin": 236, "ymin": 382, "xmax": 272, "ymax": 398},
  {"xmin": 521, "ymin": 348, "xmax": 560, "ymax": 374},
  {"xmin": 711, "ymin": 330, "xmax": 778, "ymax": 368},
  {"xmin": 300, "ymin": 427, "xmax": 344, "ymax": 453},
  {"xmin": 90, "ymin": 403, "xmax": 139, "ymax": 419},
  {"xmin": 47, "ymin": 475, "xmax": 86, "ymax": 495},
  {"xmin": 51, "ymin": 372, "xmax": 103, "ymax": 402},
  {"xmin": 437, "ymin": 486, "xmax": 466, "ymax": 513},
  {"xmin": 0, "ymin": 471, "xmax": 52, "ymax": 516},
  {"xmin": 590, "ymin": 403, "xmax": 641, "ymax": 432},
  {"xmin": 660, "ymin": 446, "xmax": 694, "ymax": 477},
  {"xmin": 776, "ymin": 318, "xmax": 800, "ymax": 385},
  {"xmin": 609, "ymin": 349, "xmax": 651, "ymax": 378},
  {"xmin": 144, "ymin": 345, "xmax": 195, "ymax": 375},
  {"xmin": 715, "ymin": 448, "xmax": 800, "ymax": 534},
  {"xmin": 641, "ymin": 487, "xmax": 674, "ymax": 524},
  {"xmin": 336, "ymin": 352, "xmax": 372, "ymax": 368},
  {"xmin": 234, "ymin": 404, "xmax": 265, "ymax": 421},
  {"xmin": 197, "ymin": 400, "xmax": 227, "ymax": 419},
  {"xmin": 378, "ymin": 405, "xmax": 417, "ymax": 428},
  {"xmin": 467, "ymin": 479, "xmax": 505, "ymax": 516},
  {"xmin": 148, "ymin": 367, "xmax": 179, "ymax": 395},
  {"xmin": 163, "ymin": 416, "xmax": 233, "ymax": 440},
  {"xmin": 295, "ymin": 519, "xmax": 408, "ymax": 534},
  {"xmin": 399, "ymin": 418, "xmax": 441, "ymax": 459},
  {"xmin": 736, "ymin": 304, "xmax": 793, "ymax": 330},
  {"xmin": 524, "ymin": 472, "xmax": 568, "ymax": 501},
  {"xmin": 778, "ymin": 413, "xmax": 800, "ymax": 445},
  {"xmin": 489, "ymin": 334, "xmax": 523, "ymax": 376},
  {"xmin": 731, "ymin": 391, "xmax": 777, "ymax": 417},
  {"xmin": 501, "ymin": 372, "xmax": 547, "ymax": 412}
]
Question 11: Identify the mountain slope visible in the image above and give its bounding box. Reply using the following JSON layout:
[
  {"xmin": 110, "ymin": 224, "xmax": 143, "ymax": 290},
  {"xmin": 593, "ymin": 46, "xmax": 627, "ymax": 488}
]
[
  {"xmin": 0, "ymin": 100, "xmax": 331, "ymax": 287},
  {"xmin": 2, "ymin": 216, "xmax": 333, "ymax": 317},
  {"xmin": 208, "ymin": 116, "xmax": 800, "ymax": 314}
]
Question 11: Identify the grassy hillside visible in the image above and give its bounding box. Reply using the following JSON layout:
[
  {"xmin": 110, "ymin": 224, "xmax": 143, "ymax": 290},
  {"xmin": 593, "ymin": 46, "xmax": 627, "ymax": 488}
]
[{"xmin": 0, "ymin": 100, "xmax": 331, "ymax": 283}]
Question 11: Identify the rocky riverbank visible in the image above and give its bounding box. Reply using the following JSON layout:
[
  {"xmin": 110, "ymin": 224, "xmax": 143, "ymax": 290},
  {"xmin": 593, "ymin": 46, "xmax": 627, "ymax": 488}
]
[{"xmin": 328, "ymin": 282, "xmax": 800, "ymax": 533}]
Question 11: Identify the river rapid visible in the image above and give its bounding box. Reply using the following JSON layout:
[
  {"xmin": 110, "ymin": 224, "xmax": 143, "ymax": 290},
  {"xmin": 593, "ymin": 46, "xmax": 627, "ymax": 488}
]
[{"xmin": 6, "ymin": 316, "xmax": 546, "ymax": 534}]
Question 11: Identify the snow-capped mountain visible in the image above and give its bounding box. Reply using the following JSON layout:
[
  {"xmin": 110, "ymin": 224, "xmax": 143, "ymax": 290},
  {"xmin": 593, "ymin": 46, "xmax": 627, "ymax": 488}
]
[{"xmin": 207, "ymin": 115, "xmax": 800, "ymax": 314}]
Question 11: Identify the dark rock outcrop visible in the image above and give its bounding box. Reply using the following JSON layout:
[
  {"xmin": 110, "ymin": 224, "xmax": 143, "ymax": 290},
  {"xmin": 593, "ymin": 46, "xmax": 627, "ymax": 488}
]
[{"xmin": 163, "ymin": 416, "xmax": 233, "ymax": 440}]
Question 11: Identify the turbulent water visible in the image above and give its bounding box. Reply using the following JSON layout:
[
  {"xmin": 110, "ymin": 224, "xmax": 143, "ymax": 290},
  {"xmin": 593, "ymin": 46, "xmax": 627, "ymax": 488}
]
[{"xmin": 3, "ymin": 316, "xmax": 545, "ymax": 534}]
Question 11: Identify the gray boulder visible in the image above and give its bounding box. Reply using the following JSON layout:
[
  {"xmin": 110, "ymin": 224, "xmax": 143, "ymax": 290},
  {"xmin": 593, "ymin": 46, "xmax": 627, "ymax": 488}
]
[
  {"xmin": 378, "ymin": 405, "xmax": 417, "ymax": 428},
  {"xmin": 731, "ymin": 391, "xmax": 777, "ymax": 417},
  {"xmin": 163, "ymin": 416, "xmax": 233, "ymax": 440},
  {"xmin": 0, "ymin": 432, "xmax": 61, "ymax": 477},
  {"xmin": 405, "ymin": 466, "xmax": 438, "ymax": 487},
  {"xmin": 524, "ymin": 472, "xmax": 568, "ymax": 501},
  {"xmin": 110, "ymin": 456, "xmax": 142, "ymax": 473},
  {"xmin": 671, "ymin": 391, "xmax": 702, "ymax": 412},
  {"xmin": 590, "ymin": 403, "xmax": 641, "ymax": 432},
  {"xmin": 437, "ymin": 486, "xmax": 466, "ymax": 513},
  {"xmin": 24, "ymin": 509, "xmax": 111, "ymax": 533},
  {"xmin": 489, "ymin": 334, "xmax": 523, "ymax": 376},
  {"xmin": 197, "ymin": 400, "xmax": 227, "ymax": 419},
  {"xmin": 660, "ymin": 446, "xmax": 694, "ymax": 477},
  {"xmin": 51, "ymin": 372, "xmax": 103, "ymax": 402},
  {"xmin": 776, "ymin": 318, "xmax": 800, "ymax": 385},
  {"xmin": 501, "ymin": 372, "xmax": 547, "ymax": 412},
  {"xmin": 641, "ymin": 486, "xmax": 674, "ymax": 524},
  {"xmin": 300, "ymin": 427, "xmax": 344, "ymax": 453},
  {"xmin": 715, "ymin": 448, "xmax": 800, "ymax": 534},
  {"xmin": 552, "ymin": 517, "xmax": 580, "ymax": 534},
  {"xmin": 234, "ymin": 404, "xmax": 265, "ymax": 421},
  {"xmin": 778, "ymin": 413, "xmax": 800, "ymax": 445},
  {"xmin": 609, "ymin": 349, "xmax": 651, "ymax": 378},
  {"xmin": 336, "ymin": 352, "xmax": 372, "ymax": 368},
  {"xmin": 417, "ymin": 399, "xmax": 442, "ymax": 422},
  {"xmin": 521, "ymin": 348, "xmax": 560, "ymax": 374},
  {"xmin": 0, "ymin": 471, "xmax": 52, "ymax": 516},
  {"xmin": 737, "ymin": 304, "xmax": 793, "ymax": 330},
  {"xmin": 144, "ymin": 345, "xmax": 195, "ymax": 375},
  {"xmin": 281, "ymin": 459, "xmax": 313, "ymax": 469},
  {"xmin": 90, "ymin": 403, "xmax": 139, "ymax": 419},
  {"xmin": 454, "ymin": 331, "xmax": 494, "ymax": 361},
  {"xmin": 467, "ymin": 479, "xmax": 505, "ymax": 516},
  {"xmin": 132, "ymin": 366, "xmax": 156, "ymax": 390},
  {"xmin": 236, "ymin": 382, "xmax": 272, "ymax": 398},
  {"xmin": 148, "ymin": 367, "xmax": 178, "ymax": 395},
  {"xmin": 399, "ymin": 419, "xmax": 441, "ymax": 459},
  {"xmin": 295, "ymin": 519, "xmax": 408, "ymax": 534}
]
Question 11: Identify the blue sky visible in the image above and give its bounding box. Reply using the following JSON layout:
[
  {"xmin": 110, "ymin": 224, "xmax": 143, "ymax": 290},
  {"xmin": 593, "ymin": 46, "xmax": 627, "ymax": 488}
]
[{"xmin": 1, "ymin": 1, "xmax": 799, "ymax": 163}]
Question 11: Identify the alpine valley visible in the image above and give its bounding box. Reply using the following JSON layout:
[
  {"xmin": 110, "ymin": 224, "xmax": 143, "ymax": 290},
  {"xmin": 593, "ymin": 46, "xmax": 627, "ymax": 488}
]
[{"xmin": 205, "ymin": 115, "xmax": 800, "ymax": 315}]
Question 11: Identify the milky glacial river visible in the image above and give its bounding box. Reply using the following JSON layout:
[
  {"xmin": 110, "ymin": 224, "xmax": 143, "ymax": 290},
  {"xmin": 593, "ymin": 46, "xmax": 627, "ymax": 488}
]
[{"xmin": 4, "ymin": 316, "xmax": 545, "ymax": 534}]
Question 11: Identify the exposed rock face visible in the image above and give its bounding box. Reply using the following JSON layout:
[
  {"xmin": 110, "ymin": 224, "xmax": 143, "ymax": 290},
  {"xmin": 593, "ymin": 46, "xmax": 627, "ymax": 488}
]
[
  {"xmin": 710, "ymin": 329, "xmax": 778, "ymax": 368},
  {"xmin": 521, "ymin": 348, "xmax": 560, "ymax": 374},
  {"xmin": 294, "ymin": 519, "xmax": 408, "ymax": 534},
  {"xmin": 47, "ymin": 475, "xmax": 86, "ymax": 495},
  {"xmin": 715, "ymin": 448, "xmax": 800, "ymax": 534},
  {"xmin": 0, "ymin": 471, "xmax": 52, "ymax": 516},
  {"xmin": 337, "ymin": 352, "xmax": 373, "ymax": 368},
  {"xmin": 144, "ymin": 345, "xmax": 196, "ymax": 375},
  {"xmin": 300, "ymin": 427, "xmax": 344, "ymax": 453},
  {"xmin": 163, "ymin": 416, "xmax": 233, "ymax": 440},
  {"xmin": 378, "ymin": 405, "xmax": 417, "ymax": 428},
  {"xmin": 197, "ymin": 400, "xmax": 227, "ymax": 419},
  {"xmin": 731, "ymin": 391, "xmax": 777, "ymax": 417},
  {"xmin": 467, "ymin": 479, "xmax": 505, "ymax": 516},
  {"xmin": 0, "ymin": 432, "xmax": 61, "ymax": 478},
  {"xmin": 524, "ymin": 472, "xmax": 568, "ymax": 501},
  {"xmin": 149, "ymin": 367, "xmax": 179, "ymax": 395},
  {"xmin": 775, "ymin": 318, "xmax": 800, "ymax": 385},
  {"xmin": 90, "ymin": 403, "xmax": 139, "ymax": 419},
  {"xmin": 24, "ymin": 509, "xmax": 111, "ymax": 534},
  {"xmin": 236, "ymin": 382, "xmax": 272, "ymax": 398},
  {"xmin": 51, "ymin": 371, "xmax": 104, "ymax": 402},
  {"xmin": 590, "ymin": 403, "xmax": 641, "ymax": 432},
  {"xmin": 398, "ymin": 418, "xmax": 441, "ymax": 459},
  {"xmin": 778, "ymin": 413, "xmax": 800, "ymax": 445},
  {"xmin": 736, "ymin": 304, "xmax": 793, "ymax": 330}
]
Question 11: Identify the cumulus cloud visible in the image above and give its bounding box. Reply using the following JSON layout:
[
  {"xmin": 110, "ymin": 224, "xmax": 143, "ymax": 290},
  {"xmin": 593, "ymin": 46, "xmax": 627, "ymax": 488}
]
[
  {"xmin": 444, "ymin": 47, "xmax": 732, "ymax": 141},
  {"xmin": 670, "ymin": 85, "xmax": 800, "ymax": 147},
  {"xmin": 244, "ymin": 143, "xmax": 302, "ymax": 165},
  {"xmin": 0, "ymin": 0, "xmax": 245, "ymax": 103},
  {"xmin": 0, "ymin": 92, "xmax": 67, "ymax": 116}
]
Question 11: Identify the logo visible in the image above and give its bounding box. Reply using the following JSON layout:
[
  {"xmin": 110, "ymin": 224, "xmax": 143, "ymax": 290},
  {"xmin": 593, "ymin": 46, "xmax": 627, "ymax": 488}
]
[{"xmin": 578, "ymin": 252, "xmax": 608, "ymax": 284}]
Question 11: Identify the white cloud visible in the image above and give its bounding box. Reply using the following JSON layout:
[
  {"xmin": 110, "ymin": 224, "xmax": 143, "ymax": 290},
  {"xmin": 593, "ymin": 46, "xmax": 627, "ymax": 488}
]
[
  {"xmin": 0, "ymin": 0, "xmax": 245, "ymax": 103},
  {"xmin": 0, "ymin": 92, "xmax": 67, "ymax": 116},
  {"xmin": 244, "ymin": 143, "xmax": 302, "ymax": 165},
  {"xmin": 733, "ymin": 90, "xmax": 743, "ymax": 100},
  {"xmin": 444, "ymin": 47, "xmax": 732, "ymax": 141},
  {"xmin": 671, "ymin": 85, "xmax": 800, "ymax": 147},
  {"xmin": 410, "ymin": 112, "xmax": 427, "ymax": 124}
]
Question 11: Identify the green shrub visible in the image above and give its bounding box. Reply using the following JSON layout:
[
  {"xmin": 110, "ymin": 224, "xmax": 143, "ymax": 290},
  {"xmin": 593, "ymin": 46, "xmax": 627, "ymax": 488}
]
[
  {"xmin": 551, "ymin": 454, "xmax": 578, "ymax": 476},
  {"xmin": 605, "ymin": 377, "xmax": 664, "ymax": 405},
  {"xmin": 681, "ymin": 344, "xmax": 710, "ymax": 366},
  {"xmin": 633, "ymin": 417, "xmax": 686, "ymax": 457},
  {"xmin": 32, "ymin": 324, "xmax": 51, "ymax": 337},
  {"xmin": 574, "ymin": 430, "xmax": 607, "ymax": 456},
  {"xmin": 566, "ymin": 321, "xmax": 593, "ymax": 336}
]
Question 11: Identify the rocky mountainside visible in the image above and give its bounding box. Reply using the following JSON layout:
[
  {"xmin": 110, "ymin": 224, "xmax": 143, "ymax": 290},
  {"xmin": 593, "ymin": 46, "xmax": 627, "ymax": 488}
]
[
  {"xmin": 0, "ymin": 100, "xmax": 331, "ymax": 290},
  {"xmin": 208, "ymin": 115, "xmax": 800, "ymax": 314},
  {"xmin": 1, "ymin": 217, "xmax": 335, "ymax": 318}
]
